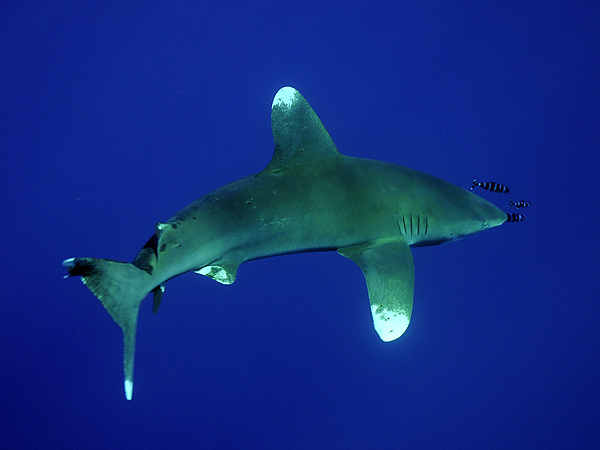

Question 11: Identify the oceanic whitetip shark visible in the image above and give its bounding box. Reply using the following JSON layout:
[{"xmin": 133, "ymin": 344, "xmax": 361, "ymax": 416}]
[{"xmin": 63, "ymin": 86, "xmax": 512, "ymax": 400}]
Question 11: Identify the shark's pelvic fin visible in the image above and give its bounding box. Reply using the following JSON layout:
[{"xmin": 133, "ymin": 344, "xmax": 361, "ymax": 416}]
[
  {"xmin": 339, "ymin": 240, "xmax": 415, "ymax": 341},
  {"xmin": 265, "ymin": 86, "xmax": 341, "ymax": 173},
  {"xmin": 195, "ymin": 260, "xmax": 239, "ymax": 285},
  {"xmin": 62, "ymin": 257, "xmax": 151, "ymax": 400}
]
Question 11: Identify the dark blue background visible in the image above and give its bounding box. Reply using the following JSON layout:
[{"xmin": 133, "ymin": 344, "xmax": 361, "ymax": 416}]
[{"xmin": 2, "ymin": 1, "xmax": 599, "ymax": 448}]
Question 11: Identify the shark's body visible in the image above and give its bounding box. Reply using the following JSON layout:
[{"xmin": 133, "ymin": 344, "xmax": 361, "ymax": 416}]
[{"xmin": 64, "ymin": 87, "xmax": 508, "ymax": 400}]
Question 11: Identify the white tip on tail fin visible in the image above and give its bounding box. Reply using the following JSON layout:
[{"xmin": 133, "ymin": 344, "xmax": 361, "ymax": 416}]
[
  {"xmin": 124, "ymin": 379, "xmax": 133, "ymax": 401},
  {"xmin": 63, "ymin": 257, "xmax": 151, "ymax": 400}
]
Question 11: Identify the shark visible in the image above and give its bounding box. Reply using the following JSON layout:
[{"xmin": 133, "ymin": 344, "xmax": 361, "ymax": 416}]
[{"xmin": 63, "ymin": 86, "xmax": 510, "ymax": 400}]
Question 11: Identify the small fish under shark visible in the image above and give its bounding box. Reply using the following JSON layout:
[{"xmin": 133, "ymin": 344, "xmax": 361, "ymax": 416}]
[{"xmin": 63, "ymin": 87, "xmax": 523, "ymax": 400}]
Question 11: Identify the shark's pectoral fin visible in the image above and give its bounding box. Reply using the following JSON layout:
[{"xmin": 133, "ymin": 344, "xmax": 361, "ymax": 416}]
[
  {"xmin": 339, "ymin": 240, "xmax": 415, "ymax": 342},
  {"xmin": 195, "ymin": 260, "xmax": 239, "ymax": 285}
]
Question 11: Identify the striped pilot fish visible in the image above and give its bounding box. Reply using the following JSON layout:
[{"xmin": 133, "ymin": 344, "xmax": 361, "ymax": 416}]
[
  {"xmin": 471, "ymin": 180, "xmax": 510, "ymax": 193},
  {"xmin": 506, "ymin": 213, "xmax": 526, "ymax": 222},
  {"xmin": 509, "ymin": 200, "xmax": 531, "ymax": 209}
]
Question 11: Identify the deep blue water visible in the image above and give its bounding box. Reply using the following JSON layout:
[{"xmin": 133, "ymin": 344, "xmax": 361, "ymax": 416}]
[{"xmin": 2, "ymin": 1, "xmax": 599, "ymax": 449}]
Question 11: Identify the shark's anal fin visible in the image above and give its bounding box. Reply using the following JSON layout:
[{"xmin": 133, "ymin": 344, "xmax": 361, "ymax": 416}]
[
  {"xmin": 339, "ymin": 240, "xmax": 415, "ymax": 341},
  {"xmin": 151, "ymin": 285, "xmax": 165, "ymax": 314},
  {"xmin": 195, "ymin": 260, "xmax": 239, "ymax": 285}
]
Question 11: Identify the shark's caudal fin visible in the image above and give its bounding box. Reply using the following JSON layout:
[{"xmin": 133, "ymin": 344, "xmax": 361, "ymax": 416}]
[{"xmin": 63, "ymin": 257, "xmax": 151, "ymax": 400}]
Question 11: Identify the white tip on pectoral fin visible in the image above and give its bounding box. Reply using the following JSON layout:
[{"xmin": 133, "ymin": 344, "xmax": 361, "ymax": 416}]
[
  {"xmin": 371, "ymin": 305, "xmax": 410, "ymax": 342},
  {"xmin": 338, "ymin": 239, "xmax": 415, "ymax": 342}
]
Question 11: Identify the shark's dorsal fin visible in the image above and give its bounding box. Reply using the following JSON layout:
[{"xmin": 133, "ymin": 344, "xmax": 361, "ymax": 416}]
[
  {"xmin": 265, "ymin": 87, "xmax": 341, "ymax": 173},
  {"xmin": 338, "ymin": 240, "xmax": 415, "ymax": 342}
]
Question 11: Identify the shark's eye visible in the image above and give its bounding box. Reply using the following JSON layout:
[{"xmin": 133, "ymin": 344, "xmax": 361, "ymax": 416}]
[{"xmin": 482, "ymin": 222, "xmax": 489, "ymax": 229}]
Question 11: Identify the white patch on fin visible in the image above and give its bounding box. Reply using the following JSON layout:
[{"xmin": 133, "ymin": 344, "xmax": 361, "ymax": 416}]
[
  {"xmin": 62, "ymin": 258, "xmax": 75, "ymax": 278},
  {"xmin": 371, "ymin": 305, "xmax": 410, "ymax": 342},
  {"xmin": 62, "ymin": 257, "xmax": 75, "ymax": 266},
  {"xmin": 272, "ymin": 86, "xmax": 297, "ymax": 109},
  {"xmin": 124, "ymin": 379, "xmax": 133, "ymax": 401},
  {"xmin": 196, "ymin": 265, "xmax": 235, "ymax": 285}
]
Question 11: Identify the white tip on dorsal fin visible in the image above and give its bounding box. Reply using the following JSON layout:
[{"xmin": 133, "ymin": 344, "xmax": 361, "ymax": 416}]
[
  {"xmin": 271, "ymin": 86, "xmax": 298, "ymax": 109},
  {"xmin": 265, "ymin": 87, "xmax": 340, "ymax": 173}
]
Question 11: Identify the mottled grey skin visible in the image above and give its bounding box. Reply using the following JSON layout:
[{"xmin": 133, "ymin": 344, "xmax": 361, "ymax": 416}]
[
  {"xmin": 154, "ymin": 88, "xmax": 505, "ymax": 284},
  {"xmin": 63, "ymin": 87, "xmax": 507, "ymax": 400},
  {"xmin": 155, "ymin": 156, "xmax": 505, "ymax": 282}
]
